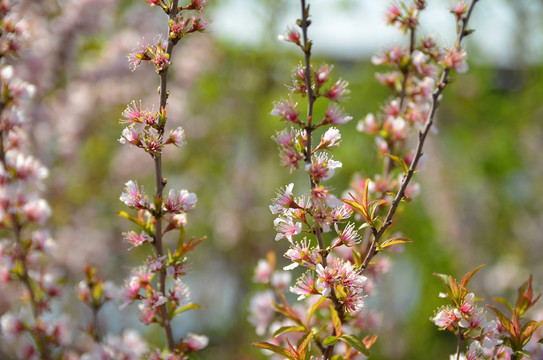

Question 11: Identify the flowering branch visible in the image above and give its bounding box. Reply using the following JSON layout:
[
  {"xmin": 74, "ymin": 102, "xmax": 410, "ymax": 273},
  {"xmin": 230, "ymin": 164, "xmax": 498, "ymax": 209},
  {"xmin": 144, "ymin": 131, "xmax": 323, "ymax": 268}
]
[
  {"xmin": 119, "ymin": 0, "xmax": 208, "ymax": 358},
  {"xmin": 0, "ymin": 4, "xmax": 67, "ymax": 359},
  {"xmin": 358, "ymin": 0, "xmax": 480, "ymax": 272}
]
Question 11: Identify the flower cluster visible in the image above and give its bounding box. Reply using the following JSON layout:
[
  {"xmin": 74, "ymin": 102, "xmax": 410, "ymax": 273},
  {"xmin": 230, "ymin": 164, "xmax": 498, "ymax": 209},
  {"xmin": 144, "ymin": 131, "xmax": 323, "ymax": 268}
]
[
  {"xmin": 433, "ymin": 267, "xmax": 543, "ymax": 359},
  {"xmin": 0, "ymin": 5, "xmax": 70, "ymax": 358},
  {"xmin": 127, "ymin": 1, "xmax": 208, "ymax": 72},
  {"xmin": 253, "ymin": 1, "xmax": 485, "ymax": 359},
  {"xmin": 252, "ymin": 2, "xmax": 381, "ymax": 359},
  {"xmin": 119, "ymin": 0, "xmax": 208, "ymax": 358}
]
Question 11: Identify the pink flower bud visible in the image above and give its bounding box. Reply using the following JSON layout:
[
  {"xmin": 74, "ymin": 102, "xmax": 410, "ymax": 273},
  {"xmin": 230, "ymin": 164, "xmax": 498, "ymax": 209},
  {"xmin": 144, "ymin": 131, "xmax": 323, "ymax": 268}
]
[
  {"xmin": 186, "ymin": 333, "xmax": 209, "ymax": 351},
  {"xmin": 442, "ymin": 47, "xmax": 468, "ymax": 73},
  {"xmin": 278, "ymin": 27, "xmax": 301, "ymax": 45}
]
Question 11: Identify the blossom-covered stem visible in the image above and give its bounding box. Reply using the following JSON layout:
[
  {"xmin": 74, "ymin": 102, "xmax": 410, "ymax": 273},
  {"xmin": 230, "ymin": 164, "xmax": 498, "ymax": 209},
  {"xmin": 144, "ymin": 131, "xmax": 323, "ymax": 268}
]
[
  {"xmin": 361, "ymin": 0, "xmax": 479, "ymax": 271},
  {"xmin": 153, "ymin": 0, "xmax": 180, "ymax": 351},
  {"xmin": 300, "ymin": 0, "xmax": 315, "ymax": 132},
  {"xmin": 0, "ymin": 126, "xmax": 51, "ymax": 360},
  {"xmin": 398, "ymin": 27, "xmax": 416, "ymax": 112},
  {"xmin": 386, "ymin": 26, "xmax": 415, "ymax": 176}
]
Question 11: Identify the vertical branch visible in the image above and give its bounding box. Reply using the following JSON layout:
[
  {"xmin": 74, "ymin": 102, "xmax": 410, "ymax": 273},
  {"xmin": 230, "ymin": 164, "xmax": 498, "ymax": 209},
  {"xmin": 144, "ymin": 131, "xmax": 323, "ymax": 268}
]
[
  {"xmin": 153, "ymin": 0, "xmax": 179, "ymax": 351},
  {"xmin": 298, "ymin": 2, "xmax": 344, "ymax": 359},
  {"xmin": 0, "ymin": 102, "xmax": 50, "ymax": 360}
]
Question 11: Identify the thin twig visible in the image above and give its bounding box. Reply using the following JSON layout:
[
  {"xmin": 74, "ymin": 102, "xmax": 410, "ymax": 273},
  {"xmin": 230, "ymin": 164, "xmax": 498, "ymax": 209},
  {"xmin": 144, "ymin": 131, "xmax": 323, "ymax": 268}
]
[
  {"xmin": 361, "ymin": 0, "xmax": 479, "ymax": 271},
  {"xmin": 153, "ymin": 0, "xmax": 180, "ymax": 351}
]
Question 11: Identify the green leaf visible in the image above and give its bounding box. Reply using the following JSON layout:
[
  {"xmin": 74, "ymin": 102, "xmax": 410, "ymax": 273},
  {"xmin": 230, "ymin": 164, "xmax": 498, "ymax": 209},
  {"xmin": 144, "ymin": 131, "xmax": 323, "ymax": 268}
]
[
  {"xmin": 173, "ymin": 303, "xmax": 201, "ymax": 317},
  {"xmin": 117, "ymin": 211, "xmax": 142, "ymax": 227},
  {"xmin": 272, "ymin": 326, "xmax": 307, "ymax": 338},
  {"xmin": 339, "ymin": 334, "xmax": 369, "ymax": 356},
  {"xmin": 368, "ymin": 199, "xmax": 388, "ymax": 221},
  {"xmin": 323, "ymin": 336, "xmax": 338, "ymax": 346},
  {"xmin": 306, "ymin": 296, "xmax": 325, "ymax": 325},
  {"xmin": 384, "ymin": 153, "xmax": 409, "ymax": 175},
  {"xmin": 296, "ymin": 331, "xmax": 313, "ymax": 360},
  {"xmin": 252, "ymin": 342, "xmax": 295, "ymax": 360},
  {"xmin": 271, "ymin": 295, "xmax": 304, "ymax": 327},
  {"xmin": 379, "ymin": 236, "xmax": 412, "ymax": 250},
  {"xmin": 352, "ymin": 249, "xmax": 362, "ymax": 267},
  {"xmin": 329, "ymin": 305, "xmax": 342, "ymax": 336},
  {"xmin": 488, "ymin": 305, "xmax": 515, "ymax": 336},
  {"xmin": 521, "ymin": 320, "xmax": 543, "ymax": 342},
  {"xmin": 342, "ymin": 197, "xmax": 368, "ymax": 222},
  {"xmin": 174, "ymin": 225, "xmax": 186, "ymax": 257},
  {"xmin": 460, "ymin": 264, "xmax": 485, "ymax": 289}
]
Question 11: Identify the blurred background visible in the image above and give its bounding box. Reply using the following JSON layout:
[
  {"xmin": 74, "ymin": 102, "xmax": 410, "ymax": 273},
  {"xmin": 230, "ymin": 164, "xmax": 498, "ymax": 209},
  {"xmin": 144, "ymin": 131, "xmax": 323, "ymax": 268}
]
[{"xmin": 9, "ymin": 0, "xmax": 543, "ymax": 358}]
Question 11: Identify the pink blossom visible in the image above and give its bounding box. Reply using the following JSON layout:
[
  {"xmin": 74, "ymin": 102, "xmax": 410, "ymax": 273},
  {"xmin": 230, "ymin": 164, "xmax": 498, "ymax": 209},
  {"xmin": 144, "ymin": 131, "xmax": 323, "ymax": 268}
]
[
  {"xmin": 189, "ymin": 0, "xmax": 208, "ymax": 11},
  {"xmin": 372, "ymin": 46, "xmax": 408, "ymax": 66},
  {"xmin": 271, "ymin": 98, "xmax": 300, "ymax": 124},
  {"xmin": 450, "ymin": 1, "xmax": 468, "ymax": 22},
  {"xmin": 375, "ymin": 136, "xmax": 389, "ymax": 154},
  {"xmin": 376, "ymin": 72, "xmax": 399, "ymax": 89},
  {"xmin": 167, "ymin": 126, "xmax": 185, "ymax": 147},
  {"xmin": 284, "ymin": 238, "xmax": 318, "ymax": 270},
  {"xmin": 120, "ymin": 180, "xmax": 150, "ymax": 209},
  {"xmin": 122, "ymin": 231, "xmax": 152, "ymax": 249},
  {"xmin": 480, "ymin": 320, "xmax": 503, "ymax": 348},
  {"xmin": 306, "ymin": 153, "xmax": 342, "ymax": 182},
  {"xmin": 460, "ymin": 292, "xmax": 476, "ymax": 315},
  {"xmin": 326, "ymin": 79, "xmax": 350, "ymax": 102},
  {"xmin": 22, "ymin": 199, "xmax": 51, "ymax": 225},
  {"xmin": 169, "ymin": 280, "xmax": 190, "ymax": 305},
  {"xmin": 248, "ymin": 290, "xmax": 275, "ymax": 336},
  {"xmin": 390, "ymin": 117, "xmax": 408, "ymax": 141},
  {"xmin": 119, "ymin": 126, "xmax": 142, "ymax": 147},
  {"xmin": 77, "ymin": 280, "xmax": 91, "ymax": 303},
  {"xmin": 269, "ymin": 183, "xmax": 295, "ymax": 214},
  {"xmin": 459, "ymin": 307, "xmax": 486, "ymax": 329},
  {"xmin": 290, "ymin": 63, "xmax": 308, "ymax": 94},
  {"xmin": 442, "ymin": 47, "xmax": 468, "ymax": 73},
  {"xmin": 432, "ymin": 306, "xmax": 461, "ymax": 328},
  {"xmin": 316, "ymin": 127, "xmax": 341, "ymax": 150},
  {"xmin": 138, "ymin": 303, "xmax": 158, "ymax": 325},
  {"xmin": 186, "ymin": 333, "xmax": 209, "ymax": 351},
  {"xmin": 273, "ymin": 128, "xmax": 305, "ymax": 171},
  {"xmin": 315, "ymin": 64, "xmax": 332, "ymax": 87},
  {"xmin": 0, "ymin": 312, "xmax": 24, "ymax": 340},
  {"xmin": 290, "ymin": 272, "xmax": 318, "ymax": 300},
  {"xmin": 253, "ymin": 259, "xmax": 273, "ymax": 283},
  {"xmin": 121, "ymin": 101, "xmax": 143, "ymax": 124},
  {"xmin": 385, "ymin": 3, "xmax": 402, "ymax": 25},
  {"xmin": 143, "ymin": 290, "xmax": 167, "ymax": 310},
  {"xmin": 188, "ymin": 15, "xmax": 208, "ymax": 33},
  {"xmin": 315, "ymin": 264, "xmax": 337, "ymax": 297},
  {"xmin": 356, "ymin": 113, "xmax": 380, "ymax": 134},
  {"xmin": 166, "ymin": 263, "xmax": 186, "ymax": 279},
  {"xmin": 164, "ymin": 188, "xmax": 197, "ymax": 213},
  {"xmin": 273, "ymin": 214, "xmax": 302, "ymax": 242},
  {"xmin": 323, "ymin": 104, "xmax": 352, "ymax": 125},
  {"xmin": 335, "ymin": 222, "xmax": 361, "ymax": 247},
  {"xmin": 330, "ymin": 205, "xmax": 352, "ymax": 224},
  {"xmin": 127, "ymin": 43, "xmax": 149, "ymax": 71},
  {"xmin": 278, "ymin": 27, "xmax": 301, "ymax": 45},
  {"xmin": 150, "ymin": 37, "xmax": 169, "ymax": 72},
  {"xmin": 146, "ymin": 255, "xmax": 166, "ymax": 272}
]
